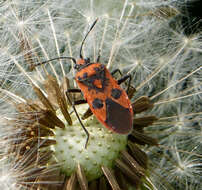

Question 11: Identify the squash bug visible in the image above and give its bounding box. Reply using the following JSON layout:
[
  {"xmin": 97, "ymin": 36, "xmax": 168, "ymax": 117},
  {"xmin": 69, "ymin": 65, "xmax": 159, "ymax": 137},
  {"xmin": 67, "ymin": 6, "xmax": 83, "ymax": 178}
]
[{"xmin": 34, "ymin": 19, "xmax": 133, "ymax": 148}]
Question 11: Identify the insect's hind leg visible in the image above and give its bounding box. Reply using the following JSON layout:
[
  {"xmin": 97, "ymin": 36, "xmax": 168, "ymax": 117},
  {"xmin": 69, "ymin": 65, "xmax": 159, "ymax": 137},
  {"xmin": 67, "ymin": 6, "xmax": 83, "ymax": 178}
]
[
  {"xmin": 65, "ymin": 90, "xmax": 90, "ymax": 149},
  {"xmin": 111, "ymin": 69, "xmax": 122, "ymax": 77},
  {"xmin": 67, "ymin": 88, "xmax": 82, "ymax": 93},
  {"xmin": 112, "ymin": 70, "xmax": 136, "ymax": 98},
  {"xmin": 74, "ymin": 99, "xmax": 87, "ymax": 105},
  {"xmin": 118, "ymin": 74, "xmax": 132, "ymax": 94}
]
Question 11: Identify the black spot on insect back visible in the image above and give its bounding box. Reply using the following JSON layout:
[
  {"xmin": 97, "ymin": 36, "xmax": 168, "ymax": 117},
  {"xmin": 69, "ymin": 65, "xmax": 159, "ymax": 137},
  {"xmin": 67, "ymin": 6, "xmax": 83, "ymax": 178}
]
[
  {"xmin": 92, "ymin": 98, "xmax": 103, "ymax": 109},
  {"xmin": 78, "ymin": 63, "xmax": 109, "ymax": 93},
  {"xmin": 111, "ymin": 88, "xmax": 122, "ymax": 99},
  {"xmin": 83, "ymin": 72, "xmax": 88, "ymax": 78}
]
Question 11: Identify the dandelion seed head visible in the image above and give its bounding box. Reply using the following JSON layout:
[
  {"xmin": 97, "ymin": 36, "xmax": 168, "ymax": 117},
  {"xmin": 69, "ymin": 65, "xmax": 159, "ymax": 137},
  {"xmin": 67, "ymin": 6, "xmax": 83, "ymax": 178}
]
[
  {"xmin": 0, "ymin": 0, "xmax": 201, "ymax": 189},
  {"xmin": 86, "ymin": 16, "xmax": 93, "ymax": 23},
  {"xmin": 51, "ymin": 104, "xmax": 127, "ymax": 181},
  {"xmin": 167, "ymin": 145, "xmax": 202, "ymax": 187},
  {"xmin": 17, "ymin": 20, "xmax": 25, "ymax": 28},
  {"xmin": 0, "ymin": 158, "xmax": 17, "ymax": 190},
  {"xmin": 0, "ymin": 173, "xmax": 16, "ymax": 190}
]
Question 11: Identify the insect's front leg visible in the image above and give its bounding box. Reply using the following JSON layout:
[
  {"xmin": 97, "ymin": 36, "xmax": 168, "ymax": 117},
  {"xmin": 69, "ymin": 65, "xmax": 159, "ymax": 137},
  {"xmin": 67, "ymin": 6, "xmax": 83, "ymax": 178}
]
[{"xmin": 65, "ymin": 90, "xmax": 90, "ymax": 149}]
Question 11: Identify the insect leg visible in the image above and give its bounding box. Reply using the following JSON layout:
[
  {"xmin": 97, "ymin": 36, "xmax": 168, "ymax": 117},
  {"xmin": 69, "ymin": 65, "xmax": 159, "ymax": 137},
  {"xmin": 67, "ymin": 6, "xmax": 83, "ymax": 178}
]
[
  {"xmin": 65, "ymin": 91, "xmax": 90, "ymax": 149},
  {"xmin": 67, "ymin": 89, "xmax": 93, "ymax": 120},
  {"xmin": 118, "ymin": 74, "xmax": 132, "ymax": 94},
  {"xmin": 111, "ymin": 69, "xmax": 122, "ymax": 77},
  {"xmin": 66, "ymin": 88, "xmax": 82, "ymax": 104},
  {"xmin": 82, "ymin": 107, "xmax": 93, "ymax": 120},
  {"xmin": 74, "ymin": 99, "xmax": 87, "ymax": 105},
  {"xmin": 96, "ymin": 49, "xmax": 101, "ymax": 62},
  {"xmin": 67, "ymin": 88, "xmax": 82, "ymax": 93},
  {"xmin": 74, "ymin": 100, "xmax": 93, "ymax": 120}
]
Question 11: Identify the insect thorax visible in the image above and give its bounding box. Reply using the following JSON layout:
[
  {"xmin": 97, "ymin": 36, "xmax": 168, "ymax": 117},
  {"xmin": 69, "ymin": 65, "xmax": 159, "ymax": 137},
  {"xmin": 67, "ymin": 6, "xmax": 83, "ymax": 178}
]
[{"xmin": 76, "ymin": 63, "xmax": 109, "ymax": 93}]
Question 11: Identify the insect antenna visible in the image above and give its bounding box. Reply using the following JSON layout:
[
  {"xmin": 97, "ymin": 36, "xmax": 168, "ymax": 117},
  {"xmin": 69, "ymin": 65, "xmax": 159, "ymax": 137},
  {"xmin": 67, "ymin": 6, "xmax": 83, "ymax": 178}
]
[
  {"xmin": 79, "ymin": 18, "xmax": 98, "ymax": 59},
  {"xmin": 33, "ymin": 19, "xmax": 98, "ymax": 68},
  {"xmin": 33, "ymin": 56, "xmax": 76, "ymax": 67}
]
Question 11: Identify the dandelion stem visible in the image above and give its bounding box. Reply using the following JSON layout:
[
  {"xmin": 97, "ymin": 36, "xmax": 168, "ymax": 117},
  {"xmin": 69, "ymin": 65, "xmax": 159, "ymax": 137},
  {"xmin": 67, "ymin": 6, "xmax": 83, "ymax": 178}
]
[
  {"xmin": 111, "ymin": 3, "xmax": 134, "ymax": 64},
  {"xmin": 98, "ymin": 15, "xmax": 109, "ymax": 61},
  {"xmin": 65, "ymin": 32, "xmax": 77, "ymax": 87},
  {"xmin": 154, "ymin": 91, "xmax": 202, "ymax": 105},
  {"xmin": 0, "ymin": 88, "xmax": 26, "ymax": 103},
  {"xmin": 157, "ymin": 145, "xmax": 202, "ymax": 158},
  {"xmin": 150, "ymin": 66, "xmax": 202, "ymax": 100},
  {"xmin": 145, "ymin": 176, "xmax": 158, "ymax": 190},
  {"xmin": 158, "ymin": 112, "xmax": 202, "ymax": 120},
  {"xmin": 12, "ymin": 58, "xmax": 39, "ymax": 88},
  {"xmin": 48, "ymin": 9, "xmax": 66, "ymax": 77},
  {"xmin": 36, "ymin": 38, "xmax": 59, "ymax": 82},
  {"xmin": 107, "ymin": 0, "xmax": 128, "ymax": 69},
  {"xmin": 136, "ymin": 44, "xmax": 187, "ymax": 91}
]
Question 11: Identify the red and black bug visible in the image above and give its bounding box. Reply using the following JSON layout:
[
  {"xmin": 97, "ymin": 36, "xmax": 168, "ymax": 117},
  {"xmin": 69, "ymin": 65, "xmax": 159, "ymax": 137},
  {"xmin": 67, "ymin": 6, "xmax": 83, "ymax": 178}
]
[{"xmin": 34, "ymin": 19, "xmax": 133, "ymax": 148}]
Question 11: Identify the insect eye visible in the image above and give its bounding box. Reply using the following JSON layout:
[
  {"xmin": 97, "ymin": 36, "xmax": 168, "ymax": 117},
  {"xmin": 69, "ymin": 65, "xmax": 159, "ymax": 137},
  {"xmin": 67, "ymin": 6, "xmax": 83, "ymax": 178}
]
[
  {"xmin": 74, "ymin": 64, "xmax": 80, "ymax": 70},
  {"xmin": 85, "ymin": 58, "xmax": 90, "ymax": 63}
]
